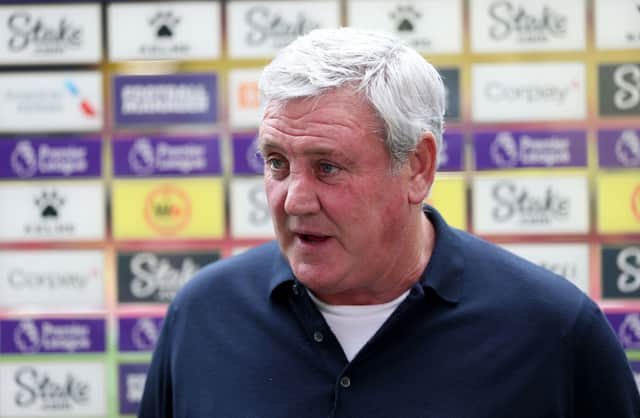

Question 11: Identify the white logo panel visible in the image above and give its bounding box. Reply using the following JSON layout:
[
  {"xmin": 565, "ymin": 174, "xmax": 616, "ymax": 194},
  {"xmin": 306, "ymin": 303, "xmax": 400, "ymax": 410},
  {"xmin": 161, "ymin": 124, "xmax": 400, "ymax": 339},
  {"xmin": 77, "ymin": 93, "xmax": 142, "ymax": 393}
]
[
  {"xmin": 501, "ymin": 243, "xmax": 590, "ymax": 292},
  {"xmin": 0, "ymin": 250, "xmax": 105, "ymax": 311},
  {"xmin": 472, "ymin": 62, "xmax": 586, "ymax": 122},
  {"xmin": 595, "ymin": 0, "xmax": 640, "ymax": 50},
  {"xmin": 472, "ymin": 175, "xmax": 589, "ymax": 235},
  {"xmin": 0, "ymin": 362, "xmax": 106, "ymax": 417},
  {"xmin": 108, "ymin": 1, "xmax": 221, "ymax": 61},
  {"xmin": 0, "ymin": 4, "xmax": 102, "ymax": 64},
  {"xmin": 470, "ymin": 0, "xmax": 585, "ymax": 52},
  {"xmin": 0, "ymin": 181, "xmax": 105, "ymax": 242},
  {"xmin": 0, "ymin": 71, "xmax": 103, "ymax": 132},
  {"xmin": 229, "ymin": 68, "xmax": 265, "ymax": 128},
  {"xmin": 230, "ymin": 178, "xmax": 275, "ymax": 238},
  {"xmin": 347, "ymin": 0, "xmax": 463, "ymax": 53},
  {"xmin": 227, "ymin": 0, "xmax": 340, "ymax": 59}
]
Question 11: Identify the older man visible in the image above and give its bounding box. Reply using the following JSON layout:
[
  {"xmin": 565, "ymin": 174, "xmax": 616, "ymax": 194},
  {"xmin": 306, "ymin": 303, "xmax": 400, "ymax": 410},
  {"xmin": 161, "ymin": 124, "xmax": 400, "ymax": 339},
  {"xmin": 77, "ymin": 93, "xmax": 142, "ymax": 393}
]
[{"xmin": 139, "ymin": 28, "xmax": 640, "ymax": 417}]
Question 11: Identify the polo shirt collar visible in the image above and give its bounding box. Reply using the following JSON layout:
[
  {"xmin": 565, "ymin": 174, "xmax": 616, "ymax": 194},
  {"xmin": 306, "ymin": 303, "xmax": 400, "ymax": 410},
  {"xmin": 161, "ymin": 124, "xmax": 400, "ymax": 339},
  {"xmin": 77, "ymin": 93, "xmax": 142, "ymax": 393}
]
[
  {"xmin": 268, "ymin": 204, "xmax": 465, "ymax": 304},
  {"xmin": 419, "ymin": 205, "xmax": 464, "ymax": 304}
]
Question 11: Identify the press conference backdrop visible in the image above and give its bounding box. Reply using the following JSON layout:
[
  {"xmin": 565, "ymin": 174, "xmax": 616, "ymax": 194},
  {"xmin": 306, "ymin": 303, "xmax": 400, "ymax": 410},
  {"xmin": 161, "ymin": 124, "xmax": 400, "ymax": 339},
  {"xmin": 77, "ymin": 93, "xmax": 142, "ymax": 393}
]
[{"xmin": 0, "ymin": 0, "xmax": 638, "ymax": 416}]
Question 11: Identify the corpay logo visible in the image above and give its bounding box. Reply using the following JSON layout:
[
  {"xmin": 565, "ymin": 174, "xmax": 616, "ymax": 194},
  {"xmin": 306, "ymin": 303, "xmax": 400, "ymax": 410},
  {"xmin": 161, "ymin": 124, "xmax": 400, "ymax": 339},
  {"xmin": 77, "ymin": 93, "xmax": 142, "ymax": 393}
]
[
  {"xmin": 485, "ymin": 79, "xmax": 579, "ymax": 105},
  {"xmin": 617, "ymin": 246, "xmax": 640, "ymax": 294},
  {"xmin": 615, "ymin": 129, "xmax": 640, "ymax": 167}
]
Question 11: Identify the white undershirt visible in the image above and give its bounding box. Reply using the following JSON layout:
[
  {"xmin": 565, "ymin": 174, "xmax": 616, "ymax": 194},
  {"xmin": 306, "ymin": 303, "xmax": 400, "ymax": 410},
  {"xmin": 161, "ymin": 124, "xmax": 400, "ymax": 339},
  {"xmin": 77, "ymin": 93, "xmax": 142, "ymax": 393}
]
[{"xmin": 308, "ymin": 289, "xmax": 411, "ymax": 362}]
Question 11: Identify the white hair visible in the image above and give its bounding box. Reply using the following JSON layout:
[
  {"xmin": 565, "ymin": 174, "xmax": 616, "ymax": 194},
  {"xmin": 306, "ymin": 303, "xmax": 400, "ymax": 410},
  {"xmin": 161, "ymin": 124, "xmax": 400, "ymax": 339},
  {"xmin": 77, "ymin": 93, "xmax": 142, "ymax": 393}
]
[{"xmin": 259, "ymin": 27, "xmax": 446, "ymax": 171}]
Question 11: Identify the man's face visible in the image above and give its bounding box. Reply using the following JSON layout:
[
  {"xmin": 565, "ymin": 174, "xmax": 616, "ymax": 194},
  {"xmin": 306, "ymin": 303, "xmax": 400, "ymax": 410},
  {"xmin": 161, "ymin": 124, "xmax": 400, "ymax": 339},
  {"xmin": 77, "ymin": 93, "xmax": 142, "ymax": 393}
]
[{"xmin": 259, "ymin": 89, "xmax": 416, "ymax": 303}]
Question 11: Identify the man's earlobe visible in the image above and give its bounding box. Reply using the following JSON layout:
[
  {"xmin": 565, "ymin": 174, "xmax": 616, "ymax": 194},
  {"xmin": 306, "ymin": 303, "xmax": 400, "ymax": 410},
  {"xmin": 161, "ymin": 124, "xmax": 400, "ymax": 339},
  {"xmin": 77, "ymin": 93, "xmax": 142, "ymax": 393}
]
[{"xmin": 407, "ymin": 133, "xmax": 437, "ymax": 204}]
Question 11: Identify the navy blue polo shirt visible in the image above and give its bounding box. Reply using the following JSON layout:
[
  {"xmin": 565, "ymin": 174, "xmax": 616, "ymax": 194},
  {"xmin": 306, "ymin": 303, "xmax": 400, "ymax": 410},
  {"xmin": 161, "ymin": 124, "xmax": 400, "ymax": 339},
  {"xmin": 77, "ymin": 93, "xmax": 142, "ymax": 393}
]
[{"xmin": 139, "ymin": 207, "xmax": 640, "ymax": 418}]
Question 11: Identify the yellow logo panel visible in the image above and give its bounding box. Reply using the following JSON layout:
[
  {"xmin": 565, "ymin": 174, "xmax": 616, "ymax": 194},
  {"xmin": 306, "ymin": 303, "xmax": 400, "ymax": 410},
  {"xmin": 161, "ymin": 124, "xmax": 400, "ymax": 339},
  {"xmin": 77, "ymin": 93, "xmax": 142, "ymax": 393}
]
[
  {"xmin": 426, "ymin": 176, "xmax": 467, "ymax": 230},
  {"xmin": 112, "ymin": 178, "xmax": 224, "ymax": 239},
  {"xmin": 597, "ymin": 173, "xmax": 640, "ymax": 233}
]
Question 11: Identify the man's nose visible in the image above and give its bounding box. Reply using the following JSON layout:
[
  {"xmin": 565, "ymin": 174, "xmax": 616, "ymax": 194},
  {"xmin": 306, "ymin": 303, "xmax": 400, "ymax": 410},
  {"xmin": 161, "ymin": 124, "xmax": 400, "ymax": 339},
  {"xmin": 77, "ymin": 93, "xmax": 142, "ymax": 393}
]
[{"xmin": 283, "ymin": 173, "xmax": 320, "ymax": 216}]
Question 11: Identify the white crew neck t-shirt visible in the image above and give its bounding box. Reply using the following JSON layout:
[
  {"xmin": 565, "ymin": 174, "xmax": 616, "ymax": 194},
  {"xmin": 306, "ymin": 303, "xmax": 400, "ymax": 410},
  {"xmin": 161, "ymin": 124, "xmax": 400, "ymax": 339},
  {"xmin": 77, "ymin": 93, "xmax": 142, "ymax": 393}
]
[{"xmin": 308, "ymin": 289, "xmax": 411, "ymax": 362}]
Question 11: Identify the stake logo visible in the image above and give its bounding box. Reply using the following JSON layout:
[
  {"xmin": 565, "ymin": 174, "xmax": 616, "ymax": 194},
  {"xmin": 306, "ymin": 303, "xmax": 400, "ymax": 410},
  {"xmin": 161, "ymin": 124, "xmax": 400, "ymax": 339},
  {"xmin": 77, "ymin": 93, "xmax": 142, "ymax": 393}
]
[{"xmin": 7, "ymin": 11, "xmax": 82, "ymax": 54}]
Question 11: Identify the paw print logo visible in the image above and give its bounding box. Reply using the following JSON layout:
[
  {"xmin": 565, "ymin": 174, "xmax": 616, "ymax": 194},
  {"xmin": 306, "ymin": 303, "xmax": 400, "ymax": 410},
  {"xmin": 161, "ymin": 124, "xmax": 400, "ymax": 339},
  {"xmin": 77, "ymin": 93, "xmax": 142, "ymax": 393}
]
[
  {"xmin": 150, "ymin": 11, "xmax": 180, "ymax": 38},
  {"xmin": 34, "ymin": 190, "xmax": 65, "ymax": 219},
  {"xmin": 389, "ymin": 5, "xmax": 422, "ymax": 32}
]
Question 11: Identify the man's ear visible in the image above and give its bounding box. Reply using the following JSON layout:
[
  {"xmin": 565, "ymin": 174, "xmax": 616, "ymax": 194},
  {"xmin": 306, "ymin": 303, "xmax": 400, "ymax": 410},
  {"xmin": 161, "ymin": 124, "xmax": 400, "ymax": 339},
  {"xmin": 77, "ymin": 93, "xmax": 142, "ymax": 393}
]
[{"xmin": 407, "ymin": 132, "xmax": 437, "ymax": 204}]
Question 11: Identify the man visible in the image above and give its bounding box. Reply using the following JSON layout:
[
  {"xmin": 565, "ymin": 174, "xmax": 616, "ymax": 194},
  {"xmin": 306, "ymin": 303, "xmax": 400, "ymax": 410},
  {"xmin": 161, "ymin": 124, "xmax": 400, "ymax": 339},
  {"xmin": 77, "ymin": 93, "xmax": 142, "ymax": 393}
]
[{"xmin": 139, "ymin": 28, "xmax": 640, "ymax": 417}]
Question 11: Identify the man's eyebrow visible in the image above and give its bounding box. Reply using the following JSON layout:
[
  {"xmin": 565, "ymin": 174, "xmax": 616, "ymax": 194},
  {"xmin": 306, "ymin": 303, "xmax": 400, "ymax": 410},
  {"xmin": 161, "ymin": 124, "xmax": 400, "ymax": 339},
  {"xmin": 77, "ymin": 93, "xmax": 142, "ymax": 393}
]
[{"xmin": 259, "ymin": 141, "xmax": 350, "ymax": 160}]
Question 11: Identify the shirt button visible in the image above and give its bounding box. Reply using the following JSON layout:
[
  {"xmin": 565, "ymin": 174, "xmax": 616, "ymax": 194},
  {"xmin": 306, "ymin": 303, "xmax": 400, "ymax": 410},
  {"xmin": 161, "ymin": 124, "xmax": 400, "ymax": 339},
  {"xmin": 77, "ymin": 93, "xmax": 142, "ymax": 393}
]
[
  {"xmin": 313, "ymin": 331, "xmax": 324, "ymax": 342},
  {"xmin": 292, "ymin": 284, "xmax": 300, "ymax": 295},
  {"xmin": 340, "ymin": 376, "xmax": 351, "ymax": 388}
]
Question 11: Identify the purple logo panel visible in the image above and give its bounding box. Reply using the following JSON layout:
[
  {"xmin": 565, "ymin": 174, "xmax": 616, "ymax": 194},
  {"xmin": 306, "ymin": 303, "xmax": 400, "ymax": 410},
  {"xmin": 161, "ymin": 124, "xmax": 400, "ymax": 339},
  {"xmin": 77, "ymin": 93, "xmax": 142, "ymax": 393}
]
[
  {"xmin": 112, "ymin": 136, "xmax": 221, "ymax": 177},
  {"xmin": 232, "ymin": 132, "xmax": 263, "ymax": 175},
  {"xmin": 119, "ymin": 363, "xmax": 150, "ymax": 415},
  {"xmin": 113, "ymin": 73, "xmax": 218, "ymax": 126},
  {"xmin": 118, "ymin": 316, "xmax": 164, "ymax": 352},
  {"xmin": 439, "ymin": 132, "xmax": 464, "ymax": 172},
  {"xmin": 598, "ymin": 129, "xmax": 640, "ymax": 168},
  {"xmin": 0, "ymin": 137, "xmax": 102, "ymax": 179},
  {"xmin": 0, "ymin": 318, "xmax": 105, "ymax": 354},
  {"xmin": 606, "ymin": 312, "xmax": 640, "ymax": 350},
  {"xmin": 474, "ymin": 130, "xmax": 587, "ymax": 170}
]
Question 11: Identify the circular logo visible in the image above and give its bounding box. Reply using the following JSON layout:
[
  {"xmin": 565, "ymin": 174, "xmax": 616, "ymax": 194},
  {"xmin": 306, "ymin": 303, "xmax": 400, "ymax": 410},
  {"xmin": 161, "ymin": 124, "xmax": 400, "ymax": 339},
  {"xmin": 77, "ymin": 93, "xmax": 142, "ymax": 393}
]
[
  {"xmin": 144, "ymin": 184, "xmax": 192, "ymax": 235},
  {"xmin": 489, "ymin": 132, "xmax": 518, "ymax": 168},
  {"xmin": 615, "ymin": 130, "xmax": 640, "ymax": 167},
  {"xmin": 10, "ymin": 141, "xmax": 38, "ymax": 178},
  {"xmin": 128, "ymin": 138, "xmax": 155, "ymax": 175},
  {"xmin": 13, "ymin": 320, "xmax": 40, "ymax": 353}
]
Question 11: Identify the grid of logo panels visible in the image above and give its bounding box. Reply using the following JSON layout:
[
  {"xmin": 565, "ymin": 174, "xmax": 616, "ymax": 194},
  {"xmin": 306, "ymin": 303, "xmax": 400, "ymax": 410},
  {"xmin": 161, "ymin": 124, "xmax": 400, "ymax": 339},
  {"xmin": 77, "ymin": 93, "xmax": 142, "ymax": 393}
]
[{"xmin": 0, "ymin": 0, "xmax": 638, "ymax": 416}]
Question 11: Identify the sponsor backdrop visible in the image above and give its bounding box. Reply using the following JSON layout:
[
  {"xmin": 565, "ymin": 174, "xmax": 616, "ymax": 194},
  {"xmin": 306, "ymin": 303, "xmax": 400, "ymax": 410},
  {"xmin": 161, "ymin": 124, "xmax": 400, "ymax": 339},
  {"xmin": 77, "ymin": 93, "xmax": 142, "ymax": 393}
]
[{"xmin": 0, "ymin": 0, "xmax": 638, "ymax": 416}]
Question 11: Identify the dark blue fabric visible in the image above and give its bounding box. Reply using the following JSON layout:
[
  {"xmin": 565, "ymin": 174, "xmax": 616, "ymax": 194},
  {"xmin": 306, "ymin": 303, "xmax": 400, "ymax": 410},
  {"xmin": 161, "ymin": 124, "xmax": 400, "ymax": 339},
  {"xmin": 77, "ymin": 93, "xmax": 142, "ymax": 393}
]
[{"xmin": 139, "ymin": 206, "xmax": 640, "ymax": 418}]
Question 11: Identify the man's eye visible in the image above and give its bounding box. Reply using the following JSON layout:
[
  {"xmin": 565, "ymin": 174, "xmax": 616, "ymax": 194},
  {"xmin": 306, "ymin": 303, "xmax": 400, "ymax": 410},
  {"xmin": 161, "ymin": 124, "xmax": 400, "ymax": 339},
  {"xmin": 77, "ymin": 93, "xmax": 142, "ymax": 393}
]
[
  {"xmin": 267, "ymin": 158, "xmax": 286, "ymax": 170},
  {"xmin": 318, "ymin": 163, "xmax": 339, "ymax": 175}
]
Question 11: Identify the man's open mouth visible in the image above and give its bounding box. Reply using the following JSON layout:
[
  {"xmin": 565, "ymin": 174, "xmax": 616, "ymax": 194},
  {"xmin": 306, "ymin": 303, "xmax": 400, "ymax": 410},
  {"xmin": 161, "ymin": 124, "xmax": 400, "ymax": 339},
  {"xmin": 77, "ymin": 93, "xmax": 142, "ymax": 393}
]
[{"xmin": 299, "ymin": 234, "xmax": 330, "ymax": 243}]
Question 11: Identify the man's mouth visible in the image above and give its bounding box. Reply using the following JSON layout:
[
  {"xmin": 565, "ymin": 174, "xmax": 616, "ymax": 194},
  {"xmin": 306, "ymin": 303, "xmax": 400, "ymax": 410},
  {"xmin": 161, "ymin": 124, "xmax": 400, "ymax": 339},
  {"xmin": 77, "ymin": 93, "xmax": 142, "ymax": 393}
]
[{"xmin": 298, "ymin": 233, "xmax": 330, "ymax": 243}]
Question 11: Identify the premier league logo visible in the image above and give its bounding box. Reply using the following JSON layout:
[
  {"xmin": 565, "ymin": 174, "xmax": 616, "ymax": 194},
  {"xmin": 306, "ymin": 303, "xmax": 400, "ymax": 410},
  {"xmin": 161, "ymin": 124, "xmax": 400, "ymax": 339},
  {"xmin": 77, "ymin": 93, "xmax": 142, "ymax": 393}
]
[
  {"xmin": 10, "ymin": 141, "xmax": 38, "ymax": 178},
  {"xmin": 13, "ymin": 320, "xmax": 41, "ymax": 353},
  {"xmin": 128, "ymin": 138, "xmax": 155, "ymax": 175},
  {"xmin": 489, "ymin": 132, "xmax": 519, "ymax": 168}
]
